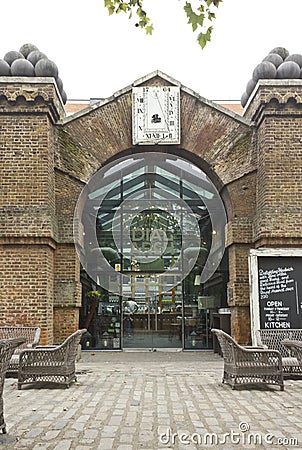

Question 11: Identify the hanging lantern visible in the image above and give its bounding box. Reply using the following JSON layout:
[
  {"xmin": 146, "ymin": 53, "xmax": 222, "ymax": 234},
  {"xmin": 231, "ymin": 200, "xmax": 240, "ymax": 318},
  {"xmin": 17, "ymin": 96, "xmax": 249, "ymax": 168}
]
[
  {"xmin": 190, "ymin": 331, "xmax": 197, "ymax": 347},
  {"xmin": 102, "ymin": 332, "xmax": 109, "ymax": 349},
  {"xmin": 194, "ymin": 274, "xmax": 201, "ymax": 286}
]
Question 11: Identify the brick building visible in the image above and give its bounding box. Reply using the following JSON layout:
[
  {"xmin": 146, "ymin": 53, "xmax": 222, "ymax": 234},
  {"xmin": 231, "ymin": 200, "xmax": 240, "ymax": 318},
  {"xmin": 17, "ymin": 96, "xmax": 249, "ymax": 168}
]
[{"xmin": 0, "ymin": 68, "xmax": 301, "ymax": 349}]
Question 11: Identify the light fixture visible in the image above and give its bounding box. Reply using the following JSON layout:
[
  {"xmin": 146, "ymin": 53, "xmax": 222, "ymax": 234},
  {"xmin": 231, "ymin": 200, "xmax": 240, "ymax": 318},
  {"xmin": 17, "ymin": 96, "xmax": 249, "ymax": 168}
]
[
  {"xmin": 102, "ymin": 332, "xmax": 109, "ymax": 349},
  {"xmin": 190, "ymin": 331, "xmax": 197, "ymax": 347}
]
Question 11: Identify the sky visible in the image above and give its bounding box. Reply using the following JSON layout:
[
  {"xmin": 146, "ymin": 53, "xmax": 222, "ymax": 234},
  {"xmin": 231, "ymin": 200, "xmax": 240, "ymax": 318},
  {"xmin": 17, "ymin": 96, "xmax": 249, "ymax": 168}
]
[{"xmin": 1, "ymin": 0, "xmax": 302, "ymax": 102}]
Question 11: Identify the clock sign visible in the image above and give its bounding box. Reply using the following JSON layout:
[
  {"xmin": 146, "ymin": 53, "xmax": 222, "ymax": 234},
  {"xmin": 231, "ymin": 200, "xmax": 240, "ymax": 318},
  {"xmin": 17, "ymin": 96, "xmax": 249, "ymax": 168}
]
[{"xmin": 132, "ymin": 86, "xmax": 180, "ymax": 145}]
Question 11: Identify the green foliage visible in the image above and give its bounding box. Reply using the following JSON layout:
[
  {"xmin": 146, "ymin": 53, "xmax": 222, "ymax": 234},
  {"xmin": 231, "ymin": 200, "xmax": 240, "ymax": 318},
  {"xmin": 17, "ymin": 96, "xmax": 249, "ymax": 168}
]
[
  {"xmin": 197, "ymin": 26, "xmax": 213, "ymax": 49},
  {"xmin": 86, "ymin": 290, "xmax": 101, "ymax": 299},
  {"xmin": 104, "ymin": 0, "xmax": 222, "ymax": 48},
  {"xmin": 184, "ymin": 0, "xmax": 222, "ymax": 48},
  {"xmin": 104, "ymin": 0, "xmax": 154, "ymax": 35}
]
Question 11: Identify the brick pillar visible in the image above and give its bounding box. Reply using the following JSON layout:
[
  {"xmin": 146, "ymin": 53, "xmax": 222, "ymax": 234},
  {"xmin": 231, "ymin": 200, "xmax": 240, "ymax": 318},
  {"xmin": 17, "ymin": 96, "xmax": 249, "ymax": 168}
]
[
  {"xmin": 239, "ymin": 80, "xmax": 302, "ymax": 344},
  {"xmin": 0, "ymin": 78, "xmax": 65, "ymax": 344},
  {"xmin": 53, "ymin": 170, "xmax": 83, "ymax": 343},
  {"xmin": 224, "ymin": 169, "xmax": 256, "ymax": 344},
  {"xmin": 54, "ymin": 243, "xmax": 82, "ymax": 343},
  {"xmin": 226, "ymin": 218, "xmax": 254, "ymax": 344},
  {"xmin": 244, "ymin": 80, "xmax": 302, "ymax": 248}
]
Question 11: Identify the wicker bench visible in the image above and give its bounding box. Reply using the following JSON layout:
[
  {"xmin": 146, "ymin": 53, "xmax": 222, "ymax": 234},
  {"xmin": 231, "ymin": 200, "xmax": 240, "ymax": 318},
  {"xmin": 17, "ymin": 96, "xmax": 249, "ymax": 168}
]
[
  {"xmin": 0, "ymin": 327, "xmax": 41, "ymax": 377},
  {"xmin": 282, "ymin": 340, "xmax": 302, "ymax": 368},
  {"xmin": 0, "ymin": 338, "xmax": 25, "ymax": 433},
  {"xmin": 255, "ymin": 329, "xmax": 302, "ymax": 377},
  {"xmin": 212, "ymin": 328, "xmax": 284, "ymax": 390},
  {"xmin": 18, "ymin": 329, "xmax": 86, "ymax": 389}
]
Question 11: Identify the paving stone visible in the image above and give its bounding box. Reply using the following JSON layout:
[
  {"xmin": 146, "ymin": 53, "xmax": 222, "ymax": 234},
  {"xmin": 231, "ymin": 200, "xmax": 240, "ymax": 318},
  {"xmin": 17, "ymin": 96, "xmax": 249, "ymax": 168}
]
[
  {"xmin": 2, "ymin": 351, "xmax": 302, "ymax": 449},
  {"xmin": 96, "ymin": 437, "xmax": 114, "ymax": 449},
  {"xmin": 83, "ymin": 429, "xmax": 99, "ymax": 439},
  {"xmin": 116, "ymin": 445, "xmax": 134, "ymax": 450},
  {"xmin": 53, "ymin": 439, "xmax": 72, "ymax": 450}
]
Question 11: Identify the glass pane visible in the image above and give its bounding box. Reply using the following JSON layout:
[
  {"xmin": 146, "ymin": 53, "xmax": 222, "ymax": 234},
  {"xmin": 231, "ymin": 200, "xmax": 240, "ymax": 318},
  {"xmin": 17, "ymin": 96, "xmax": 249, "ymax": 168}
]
[
  {"xmin": 79, "ymin": 152, "xmax": 228, "ymax": 351},
  {"xmin": 122, "ymin": 276, "xmax": 182, "ymax": 349},
  {"xmin": 88, "ymin": 179, "xmax": 120, "ymax": 200}
]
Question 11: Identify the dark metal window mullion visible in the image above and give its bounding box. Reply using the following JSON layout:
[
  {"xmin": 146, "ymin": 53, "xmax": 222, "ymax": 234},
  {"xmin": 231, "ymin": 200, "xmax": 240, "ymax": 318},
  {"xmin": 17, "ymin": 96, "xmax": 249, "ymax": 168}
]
[
  {"xmin": 120, "ymin": 178, "xmax": 124, "ymax": 272},
  {"xmin": 179, "ymin": 176, "xmax": 185, "ymax": 350},
  {"xmin": 120, "ymin": 177, "xmax": 124, "ymax": 349}
]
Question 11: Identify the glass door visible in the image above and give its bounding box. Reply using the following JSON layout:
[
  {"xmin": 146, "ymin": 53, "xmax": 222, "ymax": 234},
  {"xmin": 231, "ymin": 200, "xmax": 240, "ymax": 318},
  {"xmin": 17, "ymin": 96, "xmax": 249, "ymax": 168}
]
[{"xmin": 122, "ymin": 275, "xmax": 182, "ymax": 349}]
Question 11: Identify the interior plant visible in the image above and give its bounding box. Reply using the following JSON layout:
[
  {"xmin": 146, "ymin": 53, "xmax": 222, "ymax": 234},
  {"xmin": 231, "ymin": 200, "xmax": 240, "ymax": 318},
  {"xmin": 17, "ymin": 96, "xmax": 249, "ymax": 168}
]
[
  {"xmin": 86, "ymin": 290, "xmax": 102, "ymax": 301},
  {"xmin": 84, "ymin": 290, "xmax": 103, "ymax": 329}
]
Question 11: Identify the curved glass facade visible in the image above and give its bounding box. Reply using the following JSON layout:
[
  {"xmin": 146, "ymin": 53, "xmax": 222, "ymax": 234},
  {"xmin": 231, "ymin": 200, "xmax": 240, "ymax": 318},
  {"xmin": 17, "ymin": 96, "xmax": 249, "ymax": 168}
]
[{"xmin": 77, "ymin": 152, "xmax": 228, "ymax": 350}]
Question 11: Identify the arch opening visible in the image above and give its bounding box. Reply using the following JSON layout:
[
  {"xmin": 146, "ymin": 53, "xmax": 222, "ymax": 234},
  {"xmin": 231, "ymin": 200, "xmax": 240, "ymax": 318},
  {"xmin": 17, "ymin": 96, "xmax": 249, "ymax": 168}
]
[{"xmin": 75, "ymin": 152, "xmax": 229, "ymax": 350}]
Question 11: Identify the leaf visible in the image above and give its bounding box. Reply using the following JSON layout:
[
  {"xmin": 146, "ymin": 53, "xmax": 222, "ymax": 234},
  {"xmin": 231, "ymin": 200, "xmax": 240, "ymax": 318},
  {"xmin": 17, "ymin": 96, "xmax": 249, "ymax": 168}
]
[
  {"xmin": 206, "ymin": 0, "xmax": 216, "ymax": 6},
  {"xmin": 197, "ymin": 26, "xmax": 213, "ymax": 49},
  {"xmin": 107, "ymin": 6, "xmax": 115, "ymax": 15},
  {"xmin": 104, "ymin": 0, "xmax": 222, "ymax": 50},
  {"xmin": 145, "ymin": 25, "xmax": 154, "ymax": 35},
  {"xmin": 207, "ymin": 11, "xmax": 216, "ymax": 21},
  {"xmin": 212, "ymin": 0, "xmax": 223, "ymax": 7},
  {"xmin": 184, "ymin": 2, "xmax": 205, "ymax": 32}
]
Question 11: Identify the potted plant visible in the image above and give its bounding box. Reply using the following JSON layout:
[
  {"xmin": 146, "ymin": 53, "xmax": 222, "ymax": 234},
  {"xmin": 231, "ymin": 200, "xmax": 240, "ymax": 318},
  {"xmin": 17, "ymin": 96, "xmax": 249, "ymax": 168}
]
[{"xmin": 84, "ymin": 290, "xmax": 103, "ymax": 329}]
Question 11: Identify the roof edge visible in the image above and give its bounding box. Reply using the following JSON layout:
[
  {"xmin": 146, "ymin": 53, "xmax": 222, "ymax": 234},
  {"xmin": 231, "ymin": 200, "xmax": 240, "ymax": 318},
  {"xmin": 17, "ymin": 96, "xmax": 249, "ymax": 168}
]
[{"xmin": 62, "ymin": 70, "xmax": 251, "ymax": 127}]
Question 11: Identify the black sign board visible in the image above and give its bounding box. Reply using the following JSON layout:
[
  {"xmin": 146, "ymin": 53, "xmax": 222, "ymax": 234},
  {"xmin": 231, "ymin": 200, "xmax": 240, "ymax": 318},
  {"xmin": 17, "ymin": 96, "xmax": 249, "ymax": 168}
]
[{"xmin": 258, "ymin": 257, "xmax": 302, "ymax": 329}]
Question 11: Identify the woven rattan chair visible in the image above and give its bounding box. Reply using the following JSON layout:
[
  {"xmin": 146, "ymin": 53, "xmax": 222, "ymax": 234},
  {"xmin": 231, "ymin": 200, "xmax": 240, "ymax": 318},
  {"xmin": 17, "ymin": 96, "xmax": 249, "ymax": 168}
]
[
  {"xmin": 0, "ymin": 338, "xmax": 25, "ymax": 433},
  {"xmin": 18, "ymin": 329, "xmax": 86, "ymax": 389},
  {"xmin": 256, "ymin": 329, "xmax": 302, "ymax": 377},
  {"xmin": 281, "ymin": 340, "xmax": 302, "ymax": 368},
  {"xmin": 0, "ymin": 327, "xmax": 41, "ymax": 377},
  {"xmin": 211, "ymin": 329, "xmax": 284, "ymax": 390}
]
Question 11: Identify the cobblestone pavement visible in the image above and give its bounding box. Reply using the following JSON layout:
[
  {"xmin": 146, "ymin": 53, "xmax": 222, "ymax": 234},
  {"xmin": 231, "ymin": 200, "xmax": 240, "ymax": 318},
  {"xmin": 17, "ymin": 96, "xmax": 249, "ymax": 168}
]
[{"xmin": 1, "ymin": 350, "xmax": 302, "ymax": 449}]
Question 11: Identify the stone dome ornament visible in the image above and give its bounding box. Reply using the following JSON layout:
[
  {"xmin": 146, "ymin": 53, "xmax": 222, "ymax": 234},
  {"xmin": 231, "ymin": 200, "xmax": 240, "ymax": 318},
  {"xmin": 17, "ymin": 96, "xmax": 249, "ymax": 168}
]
[
  {"xmin": 4, "ymin": 51, "xmax": 24, "ymax": 66},
  {"xmin": 241, "ymin": 47, "xmax": 302, "ymax": 107},
  {"xmin": 11, "ymin": 59, "xmax": 35, "ymax": 77},
  {"xmin": 0, "ymin": 60, "xmax": 11, "ymax": 76},
  {"xmin": 246, "ymin": 79, "xmax": 257, "ymax": 97},
  {"xmin": 269, "ymin": 46, "xmax": 289, "ymax": 60},
  {"xmin": 263, "ymin": 53, "xmax": 283, "ymax": 68},
  {"xmin": 277, "ymin": 61, "xmax": 300, "ymax": 79},
  {"xmin": 35, "ymin": 58, "xmax": 59, "ymax": 79},
  {"xmin": 19, "ymin": 43, "xmax": 39, "ymax": 58},
  {"xmin": 0, "ymin": 43, "xmax": 67, "ymax": 104},
  {"xmin": 252, "ymin": 61, "xmax": 277, "ymax": 82},
  {"xmin": 27, "ymin": 50, "xmax": 48, "ymax": 66},
  {"xmin": 285, "ymin": 53, "xmax": 302, "ymax": 67}
]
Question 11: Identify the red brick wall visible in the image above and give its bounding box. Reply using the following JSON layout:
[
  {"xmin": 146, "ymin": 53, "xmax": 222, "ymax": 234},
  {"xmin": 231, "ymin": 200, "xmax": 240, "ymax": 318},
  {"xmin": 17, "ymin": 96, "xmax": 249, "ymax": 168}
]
[
  {"xmin": 53, "ymin": 169, "xmax": 83, "ymax": 342},
  {"xmin": 244, "ymin": 87, "xmax": 302, "ymax": 248},
  {"xmin": 0, "ymin": 81, "xmax": 64, "ymax": 344},
  {"xmin": 53, "ymin": 307, "xmax": 79, "ymax": 344},
  {"xmin": 1, "ymin": 77, "xmax": 301, "ymax": 346},
  {"xmin": 59, "ymin": 80, "xmax": 257, "ymax": 344},
  {"xmin": 255, "ymin": 114, "xmax": 302, "ymax": 245},
  {"xmin": 0, "ymin": 244, "xmax": 54, "ymax": 344}
]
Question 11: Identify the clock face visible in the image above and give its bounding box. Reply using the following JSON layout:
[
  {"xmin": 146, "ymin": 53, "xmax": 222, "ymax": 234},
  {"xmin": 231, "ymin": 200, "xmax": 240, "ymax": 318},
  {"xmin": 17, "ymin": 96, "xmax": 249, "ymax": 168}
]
[{"xmin": 132, "ymin": 86, "xmax": 180, "ymax": 145}]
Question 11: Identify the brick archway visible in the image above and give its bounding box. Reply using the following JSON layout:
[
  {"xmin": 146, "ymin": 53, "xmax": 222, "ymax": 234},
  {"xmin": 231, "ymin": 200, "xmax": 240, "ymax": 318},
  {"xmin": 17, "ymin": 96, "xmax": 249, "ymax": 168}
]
[{"xmin": 0, "ymin": 75, "xmax": 255, "ymax": 345}]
